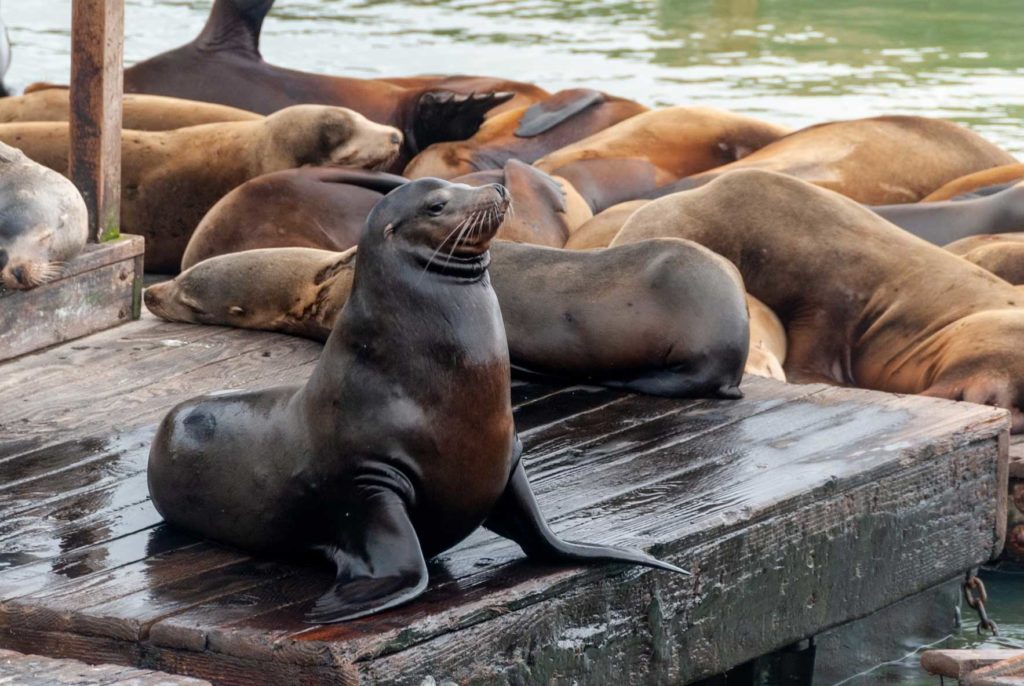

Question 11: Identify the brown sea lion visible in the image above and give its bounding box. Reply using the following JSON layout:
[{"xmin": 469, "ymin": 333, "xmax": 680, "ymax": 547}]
[
  {"xmin": 869, "ymin": 180, "xmax": 1024, "ymax": 246},
  {"xmin": 564, "ymin": 200, "xmax": 649, "ymax": 250},
  {"xmin": 922, "ymin": 164, "xmax": 1024, "ymax": 201},
  {"xmin": 147, "ymin": 178, "xmax": 682, "ymax": 624},
  {"xmin": 945, "ymin": 233, "xmax": 1024, "ymax": 285},
  {"xmin": 746, "ymin": 295, "xmax": 787, "ymax": 382},
  {"xmin": 532, "ymin": 106, "xmax": 790, "ymax": 212},
  {"xmin": 181, "ymin": 160, "xmax": 589, "ymax": 269},
  {"xmin": 649, "ymin": 116, "xmax": 1017, "ymax": 205},
  {"xmin": 0, "ymin": 89, "xmax": 261, "ymax": 130},
  {"xmin": 0, "ymin": 105, "xmax": 402, "ymax": 272},
  {"xmin": 404, "ymin": 89, "xmax": 648, "ymax": 179},
  {"xmin": 116, "ymin": 0, "xmax": 543, "ymax": 167},
  {"xmin": 0, "ymin": 142, "xmax": 88, "ymax": 290},
  {"xmin": 614, "ymin": 169, "xmax": 1024, "ymax": 431},
  {"xmin": 148, "ymin": 238, "xmax": 751, "ymax": 399}
]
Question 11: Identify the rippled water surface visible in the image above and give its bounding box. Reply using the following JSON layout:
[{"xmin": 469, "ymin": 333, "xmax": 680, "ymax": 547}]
[
  {"xmin": 3, "ymin": 0, "xmax": 1023, "ymax": 153},
  {"xmin": 3, "ymin": 1, "xmax": 1024, "ymax": 684}
]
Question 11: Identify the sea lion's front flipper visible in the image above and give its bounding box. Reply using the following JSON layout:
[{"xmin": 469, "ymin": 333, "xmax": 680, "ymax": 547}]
[
  {"xmin": 484, "ymin": 460, "xmax": 689, "ymax": 576},
  {"xmin": 414, "ymin": 91, "xmax": 515, "ymax": 150},
  {"xmin": 515, "ymin": 89, "xmax": 605, "ymax": 138},
  {"xmin": 306, "ymin": 485, "xmax": 428, "ymax": 624}
]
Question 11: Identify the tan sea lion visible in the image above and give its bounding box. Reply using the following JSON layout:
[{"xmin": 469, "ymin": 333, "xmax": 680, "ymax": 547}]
[
  {"xmin": 148, "ymin": 238, "xmax": 751, "ymax": 399},
  {"xmin": 147, "ymin": 178, "xmax": 682, "ymax": 623},
  {"xmin": 0, "ymin": 105, "xmax": 402, "ymax": 272},
  {"xmin": 945, "ymin": 233, "xmax": 1024, "ymax": 285},
  {"xmin": 181, "ymin": 160, "xmax": 589, "ymax": 269},
  {"xmin": 649, "ymin": 116, "xmax": 1018, "ymax": 205},
  {"xmin": 564, "ymin": 200, "xmax": 649, "ymax": 250},
  {"xmin": 533, "ymin": 106, "xmax": 790, "ymax": 212},
  {"xmin": 614, "ymin": 169, "xmax": 1024, "ymax": 431},
  {"xmin": 922, "ymin": 164, "xmax": 1024, "ymax": 201},
  {"xmin": 0, "ymin": 142, "xmax": 88, "ymax": 290},
  {"xmin": 746, "ymin": 295, "xmax": 787, "ymax": 382},
  {"xmin": 0, "ymin": 89, "xmax": 261, "ymax": 130},
  {"xmin": 404, "ymin": 89, "xmax": 648, "ymax": 179}
]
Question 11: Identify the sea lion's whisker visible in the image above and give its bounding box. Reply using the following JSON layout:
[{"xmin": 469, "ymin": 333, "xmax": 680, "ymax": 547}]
[{"xmin": 420, "ymin": 217, "xmax": 470, "ymax": 278}]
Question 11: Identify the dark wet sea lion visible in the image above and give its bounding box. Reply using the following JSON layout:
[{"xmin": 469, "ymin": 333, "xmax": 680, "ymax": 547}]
[
  {"xmin": 0, "ymin": 142, "xmax": 88, "ymax": 290},
  {"xmin": 869, "ymin": 180, "xmax": 1024, "ymax": 246},
  {"xmin": 148, "ymin": 239, "xmax": 750, "ymax": 399},
  {"xmin": 0, "ymin": 89, "xmax": 261, "ymax": 130},
  {"xmin": 922, "ymin": 164, "xmax": 1024, "ymax": 201},
  {"xmin": 0, "ymin": 105, "xmax": 402, "ymax": 272},
  {"xmin": 404, "ymin": 89, "xmax": 648, "ymax": 179},
  {"xmin": 945, "ymin": 233, "xmax": 1024, "ymax": 285},
  {"xmin": 118, "ymin": 0, "xmax": 541, "ymax": 167},
  {"xmin": 614, "ymin": 169, "xmax": 1024, "ymax": 431},
  {"xmin": 148, "ymin": 179, "xmax": 683, "ymax": 623},
  {"xmin": 648, "ymin": 116, "xmax": 1017, "ymax": 204},
  {"xmin": 181, "ymin": 160, "xmax": 589, "ymax": 268}
]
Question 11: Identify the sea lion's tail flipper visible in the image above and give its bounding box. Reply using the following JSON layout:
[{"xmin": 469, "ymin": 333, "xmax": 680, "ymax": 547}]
[
  {"xmin": 413, "ymin": 91, "xmax": 515, "ymax": 150},
  {"xmin": 195, "ymin": 0, "xmax": 274, "ymax": 56},
  {"xmin": 305, "ymin": 484, "xmax": 428, "ymax": 624},
  {"xmin": 484, "ymin": 461, "xmax": 689, "ymax": 576}
]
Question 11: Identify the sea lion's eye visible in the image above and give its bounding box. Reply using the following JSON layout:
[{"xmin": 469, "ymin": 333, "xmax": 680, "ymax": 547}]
[{"xmin": 425, "ymin": 201, "xmax": 447, "ymax": 216}]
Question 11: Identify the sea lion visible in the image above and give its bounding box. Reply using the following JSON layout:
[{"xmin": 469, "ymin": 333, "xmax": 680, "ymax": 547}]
[
  {"xmin": 533, "ymin": 106, "xmax": 790, "ymax": 212},
  {"xmin": 0, "ymin": 105, "xmax": 402, "ymax": 272},
  {"xmin": 868, "ymin": 180, "xmax": 1024, "ymax": 246},
  {"xmin": 945, "ymin": 233, "xmax": 1024, "ymax": 285},
  {"xmin": 116, "ymin": 0, "xmax": 543, "ymax": 167},
  {"xmin": 564, "ymin": 200, "xmax": 649, "ymax": 250},
  {"xmin": 404, "ymin": 89, "xmax": 648, "ymax": 179},
  {"xmin": 149, "ymin": 239, "xmax": 749, "ymax": 399},
  {"xmin": 614, "ymin": 169, "xmax": 1024, "ymax": 431},
  {"xmin": 746, "ymin": 295, "xmax": 787, "ymax": 382},
  {"xmin": 0, "ymin": 89, "xmax": 261, "ymax": 130},
  {"xmin": 922, "ymin": 164, "xmax": 1024, "ymax": 201},
  {"xmin": 147, "ymin": 179, "xmax": 682, "ymax": 623},
  {"xmin": 181, "ymin": 160, "xmax": 589, "ymax": 269},
  {"xmin": 648, "ymin": 116, "xmax": 1018, "ymax": 205},
  {"xmin": 0, "ymin": 142, "xmax": 88, "ymax": 290}
]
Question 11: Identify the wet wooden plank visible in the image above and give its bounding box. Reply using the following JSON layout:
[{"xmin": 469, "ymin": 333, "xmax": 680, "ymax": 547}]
[
  {"xmin": 0, "ymin": 648, "xmax": 211, "ymax": 685},
  {"xmin": 0, "ymin": 237, "xmax": 143, "ymax": 363}
]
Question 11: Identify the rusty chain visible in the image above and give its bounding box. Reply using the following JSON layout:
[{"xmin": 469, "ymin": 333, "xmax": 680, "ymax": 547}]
[{"xmin": 963, "ymin": 569, "xmax": 998, "ymax": 636}]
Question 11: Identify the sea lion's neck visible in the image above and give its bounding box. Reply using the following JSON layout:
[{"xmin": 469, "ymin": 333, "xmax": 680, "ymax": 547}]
[
  {"xmin": 195, "ymin": 0, "xmax": 273, "ymax": 58},
  {"xmin": 408, "ymin": 247, "xmax": 491, "ymax": 282}
]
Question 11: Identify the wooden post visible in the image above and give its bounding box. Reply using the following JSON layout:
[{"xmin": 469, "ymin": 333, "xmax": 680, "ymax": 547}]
[{"xmin": 69, "ymin": 0, "xmax": 124, "ymax": 242}]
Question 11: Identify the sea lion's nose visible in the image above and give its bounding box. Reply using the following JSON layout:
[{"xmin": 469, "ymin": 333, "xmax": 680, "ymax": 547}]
[
  {"xmin": 11, "ymin": 266, "xmax": 25, "ymax": 285},
  {"xmin": 390, "ymin": 132, "xmax": 402, "ymax": 146},
  {"xmin": 492, "ymin": 184, "xmax": 509, "ymax": 201},
  {"xmin": 0, "ymin": 249, "xmax": 7, "ymax": 270}
]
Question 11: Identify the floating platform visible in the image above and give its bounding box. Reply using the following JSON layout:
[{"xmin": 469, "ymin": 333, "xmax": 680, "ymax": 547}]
[{"xmin": 0, "ymin": 313, "xmax": 1010, "ymax": 685}]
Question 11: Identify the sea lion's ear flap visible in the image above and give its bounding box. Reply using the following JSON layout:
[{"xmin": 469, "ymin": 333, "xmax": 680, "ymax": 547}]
[
  {"xmin": 484, "ymin": 453, "xmax": 688, "ymax": 576},
  {"xmin": 305, "ymin": 483, "xmax": 428, "ymax": 624},
  {"xmin": 515, "ymin": 89, "xmax": 605, "ymax": 138},
  {"xmin": 413, "ymin": 91, "xmax": 515, "ymax": 152}
]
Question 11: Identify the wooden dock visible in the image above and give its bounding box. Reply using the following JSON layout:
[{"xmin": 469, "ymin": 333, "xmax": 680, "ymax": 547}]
[{"xmin": 0, "ymin": 313, "xmax": 1010, "ymax": 685}]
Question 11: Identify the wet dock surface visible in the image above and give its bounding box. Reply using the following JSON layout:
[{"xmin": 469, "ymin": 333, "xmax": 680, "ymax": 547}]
[{"xmin": 0, "ymin": 313, "xmax": 1011, "ymax": 685}]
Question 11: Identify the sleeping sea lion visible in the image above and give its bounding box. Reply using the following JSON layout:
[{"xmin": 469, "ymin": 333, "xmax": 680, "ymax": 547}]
[
  {"xmin": 147, "ymin": 178, "xmax": 683, "ymax": 624},
  {"xmin": 614, "ymin": 169, "xmax": 1024, "ymax": 431},
  {"xmin": 147, "ymin": 239, "xmax": 751, "ymax": 399},
  {"xmin": 0, "ymin": 105, "xmax": 402, "ymax": 272},
  {"xmin": 0, "ymin": 141, "xmax": 88, "ymax": 290},
  {"xmin": 945, "ymin": 233, "xmax": 1024, "ymax": 285}
]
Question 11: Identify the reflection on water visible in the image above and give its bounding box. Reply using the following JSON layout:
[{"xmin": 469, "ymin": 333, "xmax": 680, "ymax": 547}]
[{"xmin": 2, "ymin": 0, "xmax": 1022, "ymax": 152}]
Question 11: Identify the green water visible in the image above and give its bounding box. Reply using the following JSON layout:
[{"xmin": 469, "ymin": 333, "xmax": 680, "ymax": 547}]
[{"xmin": 3, "ymin": 1, "xmax": 1023, "ymax": 683}]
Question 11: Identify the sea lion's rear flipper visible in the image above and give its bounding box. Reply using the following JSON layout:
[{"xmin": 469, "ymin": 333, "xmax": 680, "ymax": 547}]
[
  {"xmin": 414, "ymin": 91, "xmax": 515, "ymax": 150},
  {"xmin": 515, "ymin": 89, "xmax": 605, "ymax": 138},
  {"xmin": 306, "ymin": 485, "xmax": 428, "ymax": 624},
  {"xmin": 484, "ymin": 460, "xmax": 689, "ymax": 576}
]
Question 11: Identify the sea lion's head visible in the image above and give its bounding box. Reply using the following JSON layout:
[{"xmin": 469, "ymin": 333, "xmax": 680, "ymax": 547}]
[
  {"xmin": 362, "ymin": 177, "xmax": 510, "ymax": 267},
  {"xmin": 919, "ymin": 310, "xmax": 1024, "ymax": 432},
  {"xmin": 0, "ymin": 149, "xmax": 88, "ymax": 290},
  {"xmin": 261, "ymin": 105, "xmax": 403, "ymax": 173}
]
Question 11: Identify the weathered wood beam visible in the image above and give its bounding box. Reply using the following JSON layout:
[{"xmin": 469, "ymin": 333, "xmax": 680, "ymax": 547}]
[{"xmin": 69, "ymin": 0, "xmax": 124, "ymax": 242}]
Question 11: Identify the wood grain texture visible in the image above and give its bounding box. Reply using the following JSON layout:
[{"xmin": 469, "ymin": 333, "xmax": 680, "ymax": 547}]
[
  {"xmin": 0, "ymin": 236, "xmax": 143, "ymax": 362},
  {"xmin": 0, "ymin": 647, "xmax": 211, "ymax": 685},
  {"xmin": 0, "ymin": 315, "xmax": 1010, "ymax": 685}
]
